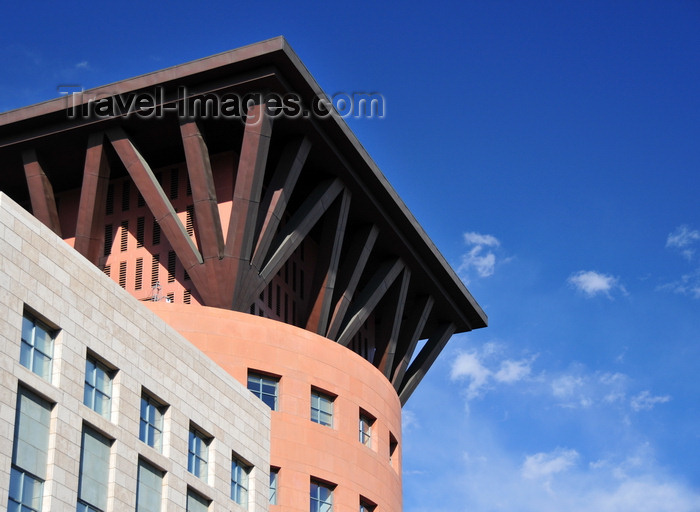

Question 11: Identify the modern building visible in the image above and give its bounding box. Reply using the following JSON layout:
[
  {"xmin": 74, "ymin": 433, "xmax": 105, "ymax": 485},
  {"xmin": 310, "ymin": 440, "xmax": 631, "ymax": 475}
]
[{"xmin": 0, "ymin": 37, "xmax": 487, "ymax": 512}]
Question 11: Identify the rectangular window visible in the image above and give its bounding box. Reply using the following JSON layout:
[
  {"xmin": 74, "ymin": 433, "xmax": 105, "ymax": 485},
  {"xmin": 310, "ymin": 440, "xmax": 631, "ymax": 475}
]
[
  {"xmin": 310, "ymin": 390, "xmax": 333, "ymax": 427},
  {"xmin": 120, "ymin": 220, "xmax": 128, "ymax": 252},
  {"xmin": 77, "ymin": 426, "xmax": 111, "ymax": 512},
  {"xmin": 360, "ymin": 498, "xmax": 376, "ymax": 512},
  {"xmin": 230, "ymin": 456, "xmax": 250, "ymax": 507},
  {"xmin": 139, "ymin": 393, "xmax": 165, "ymax": 452},
  {"xmin": 269, "ymin": 468, "xmax": 279, "ymax": 505},
  {"xmin": 20, "ymin": 313, "xmax": 55, "ymax": 381},
  {"xmin": 83, "ymin": 356, "xmax": 113, "ymax": 419},
  {"xmin": 310, "ymin": 480, "xmax": 333, "ymax": 512},
  {"xmin": 167, "ymin": 251, "xmax": 176, "ymax": 283},
  {"xmin": 247, "ymin": 372, "xmax": 279, "ymax": 411},
  {"xmin": 8, "ymin": 388, "xmax": 52, "ymax": 512},
  {"xmin": 359, "ymin": 412, "xmax": 374, "ymax": 447},
  {"xmin": 188, "ymin": 427, "xmax": 209, "ymax": 482},
  {"xmin": 136, "ymin": 459, "xmax": 163, "ymax": 512},
  {"xmin": 186, "ymin": 489, "xmax": 209, "ymax": 512}
]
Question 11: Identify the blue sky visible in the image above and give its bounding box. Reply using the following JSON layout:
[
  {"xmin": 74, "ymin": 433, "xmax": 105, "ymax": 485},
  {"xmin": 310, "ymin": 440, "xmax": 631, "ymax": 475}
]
[{"xmin": 2, "ymin": 1, "xmax": 699, "ymax": 510}]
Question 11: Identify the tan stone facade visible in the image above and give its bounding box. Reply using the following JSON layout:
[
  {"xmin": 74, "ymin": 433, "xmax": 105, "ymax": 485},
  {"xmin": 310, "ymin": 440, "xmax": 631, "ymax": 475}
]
[{"xmin": 0, "ymin": 193, "xmax": 271, "ymax": 511}]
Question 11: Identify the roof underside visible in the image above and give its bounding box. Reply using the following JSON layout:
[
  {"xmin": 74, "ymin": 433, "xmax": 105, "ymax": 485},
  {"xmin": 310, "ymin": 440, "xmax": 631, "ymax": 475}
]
[{"xmin": 0, "ymin": 37, "xmax": 486, "ymax": 403}]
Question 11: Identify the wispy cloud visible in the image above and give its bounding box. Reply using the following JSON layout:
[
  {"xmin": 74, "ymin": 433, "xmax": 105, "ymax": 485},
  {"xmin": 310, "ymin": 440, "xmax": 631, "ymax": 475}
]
[
  {"xmin": 458, "ymin": 232, "xmax": 503, "ymax": 281},
  {"xmin": 568, "ymin": 270, "xmax": 625, "ymax": 298},
  {"xmin": 75, "ymin": 60, "xmax": 89, "ymax": 69},
  {"xmin": 522, "ymin": 448, "xmax": 579, "ymax": 484},
  {"xmin": 630, "ymin": 390, "xmax": 671, "ymax": 411},
  {"xmin": 666, "ymin": 225, "xmax": 700, "ymax": 260}
]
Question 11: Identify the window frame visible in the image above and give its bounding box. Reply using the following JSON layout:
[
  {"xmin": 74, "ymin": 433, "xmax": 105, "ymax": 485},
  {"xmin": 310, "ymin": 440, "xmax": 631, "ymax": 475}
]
[
  {"xmin": 135, "ymin": 458, "xmax": 164, "ymax": 512},
  {"xmin": 247, "ymin": 372, "xmax": 279, "ymax": 411},
  {"xmin": 230, "ymin": 455, "xmax": 250, "ymax": 507},
  {"xmin": 83, "ymin": 355, "xmax": 114, "ymax": 419},
  {"xmin": 20, "ymin": 312, "xmax": 55, "ymax": 381},
  {"xmin": 187, "ymin": 427, "xmax": 210, "ymax": 482},
  {"xmin": 269, "ymin": 467, "xmax": 279, "ymax": 505},
  {"xmin": 359, "ymin": 410, "xmax": 374, "ymax": 447},
  {"xmin": 310, "ymin": 389, "xmax": 334, "ymax": 428},
  {"xmin": 139, "ymin": 392, "xmax": 166, "ymax": 452},
  {"xmin": 310, "ymin": 480, "xmax": 334, "ymax": 512},
  {"xmin": 186, "ymin": 488, "xmax": 210, "ymax": 512}
]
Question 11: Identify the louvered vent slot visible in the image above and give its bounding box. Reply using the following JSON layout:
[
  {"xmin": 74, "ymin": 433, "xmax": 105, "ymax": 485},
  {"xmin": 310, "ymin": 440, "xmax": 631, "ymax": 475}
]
[
  {"xmin": 119, "ymin": 261, "xmax": 127, "ymax": 288},
  {"xmin": 104, "ymin": 224, "xmax": 113, "ymax": 256},
  {"xmin": 135, "ymin": 258, "xmax": 143, "ymax": 290},
  {"xmin": 167, "ymin": 251, "xmax": 176, "ymax": 283},
  {"xmin": 151, "ymin": 254, "xmax": 159, "ymax": 287},
  {"xmin": 120, "ymin": 220, "xmax": 128, "ymax": 252},
  {"xmin": 136, "ymin": 217, "xmax": 145, "ymax": 248}
]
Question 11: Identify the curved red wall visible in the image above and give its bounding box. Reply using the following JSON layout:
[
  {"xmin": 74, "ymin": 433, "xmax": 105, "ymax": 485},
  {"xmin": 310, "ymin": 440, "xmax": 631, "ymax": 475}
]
[{"xmin": 147, "ymin": 303, "xmax": 402, "ymax": 512}]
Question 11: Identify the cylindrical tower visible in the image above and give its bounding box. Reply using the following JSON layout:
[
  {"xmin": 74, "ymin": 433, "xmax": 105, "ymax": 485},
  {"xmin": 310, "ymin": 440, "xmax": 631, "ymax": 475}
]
[{"xmin": 148, "ymin": 303, "xmax": 402, "ymax": 512}]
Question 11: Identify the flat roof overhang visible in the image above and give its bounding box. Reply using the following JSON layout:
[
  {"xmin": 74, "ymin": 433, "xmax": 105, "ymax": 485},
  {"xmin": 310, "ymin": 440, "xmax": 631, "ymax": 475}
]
[{"xmin": 0, "ymin": 37, "xmax": 487, "ymax": 402}]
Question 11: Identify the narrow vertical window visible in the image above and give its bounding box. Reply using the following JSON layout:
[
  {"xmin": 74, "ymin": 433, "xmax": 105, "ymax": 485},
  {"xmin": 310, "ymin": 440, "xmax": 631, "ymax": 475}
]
[
  {"xmin": 269, "ymin": 468, "xmax": 279, "ymax": 505},
  {"xmin": 183, "ymin": 289, "xmax": 191, "ymax": 304},
  {"xmin": 8, "ymin": 388, "xmax": 51, "ymax": 512},
  {"xmin": 83, "ymin": 356, "xmax": 114, "ymax": 419},
  {"xmin": 188, "ymin": 427, "xmax": 209, "ymax": 482},
  {"xmin": 310, "ymin": 390, "xmax": 334, "ymax": 427},
  {"xmin": 103, "ymin": 265, "xmax": 111, "ymax": 277},
  {"xmin": 20, "ymin": 313, "xmax": 55, "ymax": 381},
  {"xmin": 139, "ymin": 393, "xmax": 165, "ymax": 452},
  {"xmin": 247, "ymin": 372, "xmax": 279, "ymax": 410},
  {"xmin": 136, "ymin": 459, "xmax": 163, "ymax": 512},
  {"xmin": 310, "ymin": 480, "xmax": 333, "ymax": 512},
  {"xmin": 389, "ymin": 433, "xmax": 398, "ymax": 469},
  {"xmin": 359, "ymin": 411, "xmax": 374, "ymax": 447},
  {"xmin": 77, "ymin": 426, "xmax": 111, "ymax": 512},
  {"xmin": 230, "ymin": 456, "xmax": 250, "ymax": 507}
]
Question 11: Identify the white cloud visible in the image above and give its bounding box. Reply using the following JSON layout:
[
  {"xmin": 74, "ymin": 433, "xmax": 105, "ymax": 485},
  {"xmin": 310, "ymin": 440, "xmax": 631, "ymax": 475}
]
[
  {"xmin": 522, "ymin": 448, "xmax": 579, "ymax": 481},
  {"xmin": 463, "ymin": 232, "xmax": 500, "ymax": 247},
  {"xmin": 568, "ymin": 270, "xmax": 623, "ymax": 298},
  {"xmin": 495, "ymin": 359, "xmax": 532, "ymax": 383},
  {"xmin": 659, "ymin": 268, "xmax": 700, "ymax": 299},
  {"xmin": 630, "ymin": 390, "xmax": 671, "ymax": 411},
  {"xmin": 458, "ymin": 232, "xmax": 502, "ymax": 280},
  {"xmin": 450, "ymin": 346, "xmax": 535, "ymax": 404},
  {"xmin": 666, "ymin": 225, "xmax": 700, "ymax": 251},
  {"xmin": 75, "ymin": 60, "xmax": 89, "ymax": 69},
  {"xmin": 451, "ymin": 351, "xmax": 492, "ymax": 399}
]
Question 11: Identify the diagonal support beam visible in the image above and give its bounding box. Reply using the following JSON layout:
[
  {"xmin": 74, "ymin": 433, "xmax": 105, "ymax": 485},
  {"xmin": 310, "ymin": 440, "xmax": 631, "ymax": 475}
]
[
  {"xmin": 224, "ymin": 103, "xmax": 273, "ymax": 307},
  {"xmin": 336, "ymin": 258, "xmax": 405, "ymax": 347},
  {"xmin": 74, "ymin": 133, "xmax": 111, "ymax": 264},
  {"xmin": 375, "ymin": 268, "xmax": 411, "ymax": 378},
  {"xmin": 398, "ymin": 322, "xmax": 456, "ymax": 405},
  {"xmin": 107, "ymin": 128, "xmax": 211, "ymax": 303},
  {"xmin": 22, "ymin": 149, "xmax": 62, "ymax": 236},
  {"xmin": 326, "ymin": 225, "xmax": 379, "ymax": 340},
  {"xmin": 305, "ymin": 189, "xmax": 351, "ymax": 334},
  {"xmin": 180, "ymin": 119, "xmax": 225, "ymax": 261},
  {"xmin": 238, "ymin": 178, "xmax": 344, "ymax": 309},
  {"xmin": 391, "ymin": 295, "xmax": 434, "ymax": 390},
  {"xmin": 250, "ymin": 136, "xmax": 311, "ymax": 271}
]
